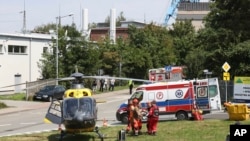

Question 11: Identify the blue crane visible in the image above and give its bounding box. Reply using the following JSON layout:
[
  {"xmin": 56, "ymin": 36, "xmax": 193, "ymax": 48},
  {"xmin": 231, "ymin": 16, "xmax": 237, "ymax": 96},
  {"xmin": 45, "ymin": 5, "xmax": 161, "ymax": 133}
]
[{"xmin": 164, "ymin": 0, "xmax": 200, "ymax": 26}]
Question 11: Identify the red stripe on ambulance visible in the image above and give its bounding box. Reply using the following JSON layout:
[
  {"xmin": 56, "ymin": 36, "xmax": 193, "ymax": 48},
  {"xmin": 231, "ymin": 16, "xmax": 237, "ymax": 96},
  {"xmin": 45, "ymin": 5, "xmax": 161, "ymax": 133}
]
[{"xmin": 143, "ymin": 83, "xmax": 190, "ymax": 90}]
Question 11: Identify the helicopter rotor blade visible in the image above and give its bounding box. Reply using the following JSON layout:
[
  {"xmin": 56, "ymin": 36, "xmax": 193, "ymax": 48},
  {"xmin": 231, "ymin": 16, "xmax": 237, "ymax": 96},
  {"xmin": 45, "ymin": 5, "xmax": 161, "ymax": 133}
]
[
  {"xmin": 56, "ymin": 75, "xmax": 153, "ymax": 83},
  {"xmin": 57, "ymin": 77, "xmax": 75, "ymax": 81}
]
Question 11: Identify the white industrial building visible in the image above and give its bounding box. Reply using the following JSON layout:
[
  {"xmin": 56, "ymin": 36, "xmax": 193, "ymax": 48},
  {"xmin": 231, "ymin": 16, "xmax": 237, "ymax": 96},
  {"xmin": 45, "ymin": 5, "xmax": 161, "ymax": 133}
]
[{"xmin": 0, "ymin": 33, "xmax": 53, "ymax": 93}]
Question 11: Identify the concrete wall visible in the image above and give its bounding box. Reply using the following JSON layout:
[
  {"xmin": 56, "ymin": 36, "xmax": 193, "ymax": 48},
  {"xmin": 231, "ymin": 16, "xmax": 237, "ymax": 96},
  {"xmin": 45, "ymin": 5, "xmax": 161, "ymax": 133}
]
[{"xmin": 0, "ymin": 33, "xmax": 53, "ymax": 92}]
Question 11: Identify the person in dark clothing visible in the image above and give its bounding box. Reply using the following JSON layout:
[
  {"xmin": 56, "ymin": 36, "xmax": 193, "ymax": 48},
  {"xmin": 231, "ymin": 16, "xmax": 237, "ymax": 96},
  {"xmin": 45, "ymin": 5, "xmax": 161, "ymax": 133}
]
[
  {"xmin": 99, "ymin": 78, "xmax": 105, "ymax": 92},
  {"xmin": 128, "ymin": 79, "xmax": 134, "ymax": 94}
]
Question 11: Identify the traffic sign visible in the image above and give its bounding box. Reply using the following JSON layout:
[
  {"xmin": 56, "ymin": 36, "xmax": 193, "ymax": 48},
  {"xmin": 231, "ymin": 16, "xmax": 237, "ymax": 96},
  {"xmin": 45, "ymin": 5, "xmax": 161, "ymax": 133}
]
[
  {"xmin": 223, "ymin": 72, "xmax": 230, "ymax": 81},
  {"xmin": 165, "ymin": 65, "xmax": 172, "ymax": 72},
  {"xmin": 222, "ymin": 62, "xmax": 231, "ymax": 72}
]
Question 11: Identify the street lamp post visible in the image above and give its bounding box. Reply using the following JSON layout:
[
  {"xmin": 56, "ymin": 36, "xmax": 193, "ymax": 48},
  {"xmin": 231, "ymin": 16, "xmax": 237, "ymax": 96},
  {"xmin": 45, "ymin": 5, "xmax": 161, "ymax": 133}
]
[
  {"xmin": 56, "ymin": 14, "xmax": 73, "ymax": 85},
  {"xmin": 203, "ymin": 69, "xmax": 212, "ymax": 78}
]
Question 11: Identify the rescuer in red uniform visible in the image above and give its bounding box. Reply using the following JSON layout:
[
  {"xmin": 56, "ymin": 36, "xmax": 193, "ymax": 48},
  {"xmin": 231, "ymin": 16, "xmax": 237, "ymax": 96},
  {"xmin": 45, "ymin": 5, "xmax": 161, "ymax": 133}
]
[
  {"xmin": 146, "ymin": 101, "xmax": 152, "ymax": 134},
  {"xmin": 147, "ymin": 100, "xmax": 159, "ymax": 135},
  {"xmin": 126, "ymin": 99, "xmax": 133, "ymax": 133}
]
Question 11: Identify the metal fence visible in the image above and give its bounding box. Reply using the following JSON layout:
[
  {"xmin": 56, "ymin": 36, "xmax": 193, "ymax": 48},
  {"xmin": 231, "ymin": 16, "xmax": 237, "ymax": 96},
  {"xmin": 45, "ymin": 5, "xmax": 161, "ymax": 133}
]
[
  {"xmin": 219, "ymin": 80, "xmax": 234, "ymax": 104},
  {"xmin": 25, "ymin": 79, "xmax": 56, "ymax": 100}
]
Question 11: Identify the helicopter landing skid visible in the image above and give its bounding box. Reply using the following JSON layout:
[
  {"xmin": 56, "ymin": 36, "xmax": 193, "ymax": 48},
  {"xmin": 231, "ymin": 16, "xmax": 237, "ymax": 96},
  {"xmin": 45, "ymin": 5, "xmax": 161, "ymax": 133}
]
[
  {"xmin": 94, "ymin": 126, "xmax": 105, "ymax": 141},
  {"xmin": 58, "ymin": 130, "xmax": 66, "ymax": 141},
  {"xmin": 57, "ymin": 127, "xmax": 104, "ymax": 141}
]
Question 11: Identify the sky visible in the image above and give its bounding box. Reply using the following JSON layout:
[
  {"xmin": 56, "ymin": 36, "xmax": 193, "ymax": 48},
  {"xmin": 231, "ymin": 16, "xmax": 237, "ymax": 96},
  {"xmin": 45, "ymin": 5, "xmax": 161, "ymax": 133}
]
[{"xmin": 0, "ymin": 0, "xmax": 174, "ymax": 34}]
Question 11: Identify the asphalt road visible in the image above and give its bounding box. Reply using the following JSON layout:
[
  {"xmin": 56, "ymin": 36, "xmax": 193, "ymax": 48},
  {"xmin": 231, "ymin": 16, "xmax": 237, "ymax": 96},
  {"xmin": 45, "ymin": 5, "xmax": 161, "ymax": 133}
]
[
  {"xmin": 0, "ymin": 102, "xmax": 56, "ymax": 137},
  {"xmin": 0, "ymin": 89, "xmax": 229, "ymax": 138},
  {"xmin": 0, "ymin": 89, "xmax": 130, "ymax": 137}
]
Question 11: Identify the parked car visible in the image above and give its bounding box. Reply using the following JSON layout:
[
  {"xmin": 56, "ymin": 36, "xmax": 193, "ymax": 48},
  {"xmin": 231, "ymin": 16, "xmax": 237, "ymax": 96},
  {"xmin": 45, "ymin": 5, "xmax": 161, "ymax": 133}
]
[{"xmin": 33, "ymin": 85, "xmax": 66, "ymax": 102}]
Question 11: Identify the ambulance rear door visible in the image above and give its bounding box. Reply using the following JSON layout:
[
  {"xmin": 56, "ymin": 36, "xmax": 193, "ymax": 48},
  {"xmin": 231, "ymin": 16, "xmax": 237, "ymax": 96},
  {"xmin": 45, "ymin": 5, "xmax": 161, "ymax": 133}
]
[
  {"xmin": 208, "ymin": 78, "xmax": 222, "ymax": 110},
  {"xmin": 194, "ymin": 80, "xmax": 210, "ymax": 113}
]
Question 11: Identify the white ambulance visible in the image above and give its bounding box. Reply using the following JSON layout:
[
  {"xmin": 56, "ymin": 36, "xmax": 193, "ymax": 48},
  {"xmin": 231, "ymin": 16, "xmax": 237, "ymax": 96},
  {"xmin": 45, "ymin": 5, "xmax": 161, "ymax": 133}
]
[{"xmin": 116, "ymin": 78, "xmax": 221, "ymax": 123}]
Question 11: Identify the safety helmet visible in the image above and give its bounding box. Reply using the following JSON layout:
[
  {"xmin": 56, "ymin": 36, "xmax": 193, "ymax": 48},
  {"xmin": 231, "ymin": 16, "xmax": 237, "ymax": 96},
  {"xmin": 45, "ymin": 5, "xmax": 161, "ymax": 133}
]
[
  {"xmin": 133, "ymin": 98, "xmax": 138, "ymax": 104},
  {"xmin": 151, "ymin": 100, "xmax": 156, "ymax": 104}
]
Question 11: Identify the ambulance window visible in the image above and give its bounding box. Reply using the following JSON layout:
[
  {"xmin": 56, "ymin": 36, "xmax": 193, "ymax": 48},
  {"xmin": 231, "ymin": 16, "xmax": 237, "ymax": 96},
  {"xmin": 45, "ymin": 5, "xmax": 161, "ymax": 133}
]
[
  {"xmin": 209, "ymin": 85, "xmax": 218, "ymax": 98},
  {"xmin": 131, "ymin": 91, "xmax": 143, "ymax": 101},
  {"xmin": 165, "ymin": 72, "xmax": 170, "ymax": 79},
  {"xmin": 148, "ymin": 92, "xmax": 155, "ymax": 101},
  {"xmin": 197, "ymin": 86, "xmax": 208, "ymax": 98}
]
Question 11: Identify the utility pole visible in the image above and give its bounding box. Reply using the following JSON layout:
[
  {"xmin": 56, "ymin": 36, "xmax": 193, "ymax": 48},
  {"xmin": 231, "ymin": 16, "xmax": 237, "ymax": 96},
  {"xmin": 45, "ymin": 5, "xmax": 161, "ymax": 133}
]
[
  {"xmin": 20, "ymin": 0, "xmax": 26, "ymax": 34},
  {"xmin": 55, "ymin": 14, "xmax": 74, "ymax": 85}
]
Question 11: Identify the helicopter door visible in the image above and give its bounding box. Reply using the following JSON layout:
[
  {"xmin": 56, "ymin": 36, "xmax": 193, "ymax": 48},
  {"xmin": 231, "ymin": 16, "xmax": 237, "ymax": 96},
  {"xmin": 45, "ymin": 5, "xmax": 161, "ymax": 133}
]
[{"xmin": 44, "ymin": 100, "xmax": 62, "ymax": 124}]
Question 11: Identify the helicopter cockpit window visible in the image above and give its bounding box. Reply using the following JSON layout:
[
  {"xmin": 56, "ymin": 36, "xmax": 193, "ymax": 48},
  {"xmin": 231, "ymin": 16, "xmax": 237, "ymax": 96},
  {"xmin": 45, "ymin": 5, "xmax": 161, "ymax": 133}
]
[
  {"xmin": 63, "ymin": 97, "xmax": 95, "ymax": 119},
  {"xmin": 79, "ymin": 98, "xmax": 92, "ymax": 116},
  {"xmin": 63, "ymin": 98, "xmax": 78, "ymax": 118}
]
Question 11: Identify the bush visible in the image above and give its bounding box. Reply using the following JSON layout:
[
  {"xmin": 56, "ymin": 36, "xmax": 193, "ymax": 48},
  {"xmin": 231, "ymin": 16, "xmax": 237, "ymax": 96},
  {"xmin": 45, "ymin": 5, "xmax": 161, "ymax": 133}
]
[{"xmin": 0, "ymin": 102, "xmax": 7, "ymax": 109}]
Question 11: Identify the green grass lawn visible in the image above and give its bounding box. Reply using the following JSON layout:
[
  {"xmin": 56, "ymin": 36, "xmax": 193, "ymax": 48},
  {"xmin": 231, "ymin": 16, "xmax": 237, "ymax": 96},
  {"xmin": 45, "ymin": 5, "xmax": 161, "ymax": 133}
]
[
  {"xmin": 0, "ymin": 119, "xmax": 249, "ymax": 141},
  {"xmin": 0, "ymin": 93, "xmax": 26, "ymax": 101},
  {"xmin": 0, "ymin": 93, "xmax": 26, "ymax": 109}
]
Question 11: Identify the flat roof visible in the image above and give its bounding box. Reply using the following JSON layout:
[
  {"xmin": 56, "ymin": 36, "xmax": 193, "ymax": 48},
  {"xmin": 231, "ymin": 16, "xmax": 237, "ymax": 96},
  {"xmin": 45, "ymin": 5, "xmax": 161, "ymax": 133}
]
[{"xmin": 0, "ymin": 33, "xmax": 53, "ymax": 40}]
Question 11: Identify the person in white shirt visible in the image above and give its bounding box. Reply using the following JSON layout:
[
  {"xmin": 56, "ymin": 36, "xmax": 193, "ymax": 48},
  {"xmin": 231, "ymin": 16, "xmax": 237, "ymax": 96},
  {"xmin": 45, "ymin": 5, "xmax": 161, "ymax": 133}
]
[
  {"xmin": 104, "ymin": 78, "xmax": 108, "ymax": 91},
  {"xmin": 109, "ymin": 78, "xmax": 115, "ymax": 91}
]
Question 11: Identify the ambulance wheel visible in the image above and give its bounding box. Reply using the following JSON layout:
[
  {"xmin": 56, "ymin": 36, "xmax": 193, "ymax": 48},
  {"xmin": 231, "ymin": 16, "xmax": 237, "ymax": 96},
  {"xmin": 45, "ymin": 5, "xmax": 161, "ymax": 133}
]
[
  {"xmin": 121, "ymin": 114, "xmax": 128, "ymax": 124},
  {"xmin": 176, "ymin": 111, "xmax": 188, "ymax": 120}
]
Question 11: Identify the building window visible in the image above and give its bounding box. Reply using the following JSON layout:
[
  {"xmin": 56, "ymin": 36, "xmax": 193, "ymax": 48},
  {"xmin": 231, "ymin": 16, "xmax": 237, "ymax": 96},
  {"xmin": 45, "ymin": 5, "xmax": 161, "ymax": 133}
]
[
  {"xmin": 0, "ymin": 44, "xmax": 2, "ymax": 53},
  {"xmin": 8, "ymin": 45, "xmax": 27, "ymax": 54},
  {"xmin": 43, "ymin": 47, "xmax": 48, "ymax": 53}
]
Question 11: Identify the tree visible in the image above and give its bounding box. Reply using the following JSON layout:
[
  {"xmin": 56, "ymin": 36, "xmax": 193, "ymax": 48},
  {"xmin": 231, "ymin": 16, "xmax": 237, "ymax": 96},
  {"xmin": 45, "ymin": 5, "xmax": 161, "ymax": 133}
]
[
  {"xmin": 38, "ymin": 49, "xmax": 56, "ymax": 79},
  {"xmin": 169, "ymin": 20, "xmax": 196, "ymax": 66},
  {"xmin": 32, "ymin": 23, "xmax": 56, "ymax": 34},
  {"xmin": 126, "ymin": 23, "xmax": 176, "ymax": 79},
  {"xmin": 205, "ymin": 0, "xmax": 250, "ymax": 42},
  {"xmin": 38, "ymin": 24, "xmax": 102, "ymax": 80},
  {"xmin": 199, "ymin": 0, "xmax": 250, "ymax": 77},
  {"xmin": 97, "ymin": 38, "xmax": 119, "ymax": 76},
  {"xmin": 228, "ymin": 40, "xmax": 250, "ymax": 77}
]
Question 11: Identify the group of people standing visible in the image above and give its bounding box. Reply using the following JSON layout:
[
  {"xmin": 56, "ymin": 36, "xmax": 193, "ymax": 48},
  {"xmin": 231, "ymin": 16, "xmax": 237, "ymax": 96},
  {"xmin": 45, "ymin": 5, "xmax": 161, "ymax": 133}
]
[
  {"xmin": 126, "ymin": 98, "xmax": 159, "ymax": 136},
  {"xmin": 92, "ymin": 78, "xmax": 115, "ymax": 92},
  {"xmin": 92, "ymin": 78, "xmax": 134, "ymax": 94}
]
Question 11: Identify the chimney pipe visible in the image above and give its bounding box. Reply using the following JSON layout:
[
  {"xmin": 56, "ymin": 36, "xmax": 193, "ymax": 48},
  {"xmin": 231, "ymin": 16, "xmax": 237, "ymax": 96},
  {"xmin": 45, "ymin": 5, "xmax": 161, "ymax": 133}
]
[{"xmin": 110, "ymin": 8, "xmax": 116, "ymax": 44}]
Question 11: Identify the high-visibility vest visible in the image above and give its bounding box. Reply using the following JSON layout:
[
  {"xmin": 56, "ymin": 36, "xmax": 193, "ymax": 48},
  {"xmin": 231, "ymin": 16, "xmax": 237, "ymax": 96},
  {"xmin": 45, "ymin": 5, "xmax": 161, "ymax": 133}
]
[{"xmin": 129, "ymin": 80, "xmax": 133, "ymax": 86}]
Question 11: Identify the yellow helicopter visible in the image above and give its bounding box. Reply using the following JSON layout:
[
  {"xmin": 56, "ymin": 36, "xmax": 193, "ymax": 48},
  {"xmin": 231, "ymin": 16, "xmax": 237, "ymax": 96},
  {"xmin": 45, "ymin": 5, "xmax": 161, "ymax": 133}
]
[{"xmin": 43, "ymin": 72, "xmax": 105, "ymax": 141}]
